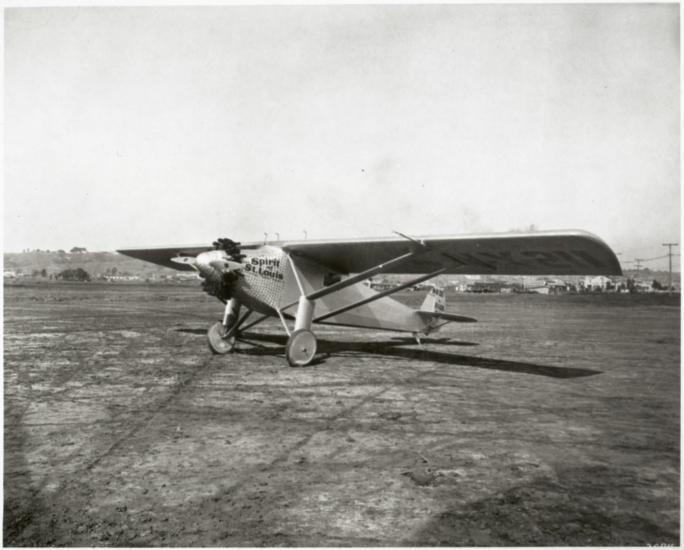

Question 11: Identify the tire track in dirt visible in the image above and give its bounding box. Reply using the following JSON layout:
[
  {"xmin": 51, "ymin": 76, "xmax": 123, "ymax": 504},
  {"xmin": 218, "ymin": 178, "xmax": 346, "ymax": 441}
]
[
  {"xmin": 217, "ymin": 364, "xmax": 446, "ymax": 497},
  {"xmin": 5, "ymin": 342, "xmax": 217, "ymax": 544},
  {"xmin": 150, "ymin": 363, "xmax": 452, "ymax": 546},
  {"xmin": 82, "ymin": 355, "xmax": 217, "ymax": 473}
]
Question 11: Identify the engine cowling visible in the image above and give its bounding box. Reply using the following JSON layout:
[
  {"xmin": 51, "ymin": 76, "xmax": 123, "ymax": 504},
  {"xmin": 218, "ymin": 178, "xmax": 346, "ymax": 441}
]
[
  {"xmin": 195, "ymin": 238, "xmax": 245, "ymax": 301},
  {"xmin": 193, "ymin": 250, "xmax": 241, "ymax": 301}
]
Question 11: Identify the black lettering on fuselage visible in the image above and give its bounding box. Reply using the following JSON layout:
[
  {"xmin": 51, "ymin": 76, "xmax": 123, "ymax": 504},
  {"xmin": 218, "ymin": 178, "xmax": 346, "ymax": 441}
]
[{"xmin": 245, "ymin": 256, "xmax": 285, "ymax": 282}]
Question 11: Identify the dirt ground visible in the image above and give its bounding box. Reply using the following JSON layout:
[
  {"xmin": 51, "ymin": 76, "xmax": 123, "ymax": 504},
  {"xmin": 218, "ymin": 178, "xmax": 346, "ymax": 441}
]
[{"xmin": 4, "ymin": 282, "xmax": 680, "ymax": 546}]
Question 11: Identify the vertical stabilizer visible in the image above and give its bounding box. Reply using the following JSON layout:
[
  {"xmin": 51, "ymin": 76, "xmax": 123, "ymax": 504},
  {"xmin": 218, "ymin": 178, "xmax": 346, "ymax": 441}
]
[{"xmin": 420, "ymin": 285, "xmax": 446, "ymax": 313}]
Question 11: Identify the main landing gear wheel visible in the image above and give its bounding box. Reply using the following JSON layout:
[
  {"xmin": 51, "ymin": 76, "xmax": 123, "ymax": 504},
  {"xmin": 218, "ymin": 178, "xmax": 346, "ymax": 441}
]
[
  {"xmin": 285, "ymin": 329, "xmax": 317, "ymax": 367},
  {"xmin": 207, "ymin": 321, "xmax": 238, "ymax": 355}
]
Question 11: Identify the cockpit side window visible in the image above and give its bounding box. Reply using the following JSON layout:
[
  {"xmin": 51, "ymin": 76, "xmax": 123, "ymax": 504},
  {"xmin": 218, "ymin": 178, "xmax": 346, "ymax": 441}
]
[{"xmin": 323, "ymin": 272, "xmax": 342, "ymax": 286}]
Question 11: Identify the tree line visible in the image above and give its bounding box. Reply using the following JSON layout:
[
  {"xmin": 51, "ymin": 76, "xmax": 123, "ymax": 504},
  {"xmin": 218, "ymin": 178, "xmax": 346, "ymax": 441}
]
[{"xmin": 23, "ymin": 268, "xmax": 91, "ymax": 281}]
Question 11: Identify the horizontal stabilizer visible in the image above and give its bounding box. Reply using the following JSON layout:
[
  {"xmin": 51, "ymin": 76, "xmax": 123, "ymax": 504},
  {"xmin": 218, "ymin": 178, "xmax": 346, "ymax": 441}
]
[{"xmin": 417, "ymin": 311, "xmax": 477, "ymax": 323}]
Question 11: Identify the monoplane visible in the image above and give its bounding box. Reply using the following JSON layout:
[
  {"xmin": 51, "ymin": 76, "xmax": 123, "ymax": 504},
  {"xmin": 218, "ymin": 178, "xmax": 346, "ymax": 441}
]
[{"xmin": 118, "ymin": 230, "xmax": 621, "ymax": 366}]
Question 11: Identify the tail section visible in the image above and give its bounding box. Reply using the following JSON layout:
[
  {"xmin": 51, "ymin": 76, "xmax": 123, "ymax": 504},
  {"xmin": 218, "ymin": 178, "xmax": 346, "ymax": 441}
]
[
  {"xmin": 421, "ymin": 285, "xmax": 446, "ymax": 314},
  {"xmin": 418, "ymin": 285, "xmax": 477, "ymax": 328}
]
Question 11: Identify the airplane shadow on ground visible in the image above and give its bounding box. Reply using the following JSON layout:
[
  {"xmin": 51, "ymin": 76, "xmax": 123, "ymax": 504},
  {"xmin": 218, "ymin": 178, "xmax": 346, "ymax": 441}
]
[{"xmin": 174, "ymin": 328, "xmax": 600, "ymax": 379}]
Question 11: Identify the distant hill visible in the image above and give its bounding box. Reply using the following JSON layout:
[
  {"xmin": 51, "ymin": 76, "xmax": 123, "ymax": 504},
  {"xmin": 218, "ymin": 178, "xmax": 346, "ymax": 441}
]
[
  {"xmin": 4, "ymin": 250, "xmax": 680, "ymax": 287},
  {"xmin": 3, "ymin": 250, "xmax": 182, "ymax": 280}
]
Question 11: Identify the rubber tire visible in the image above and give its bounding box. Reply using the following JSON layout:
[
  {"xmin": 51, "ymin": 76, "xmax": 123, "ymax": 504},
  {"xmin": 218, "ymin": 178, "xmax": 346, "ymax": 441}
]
[
  {"xmin": 285, "ymin": 329, "xmax": 317, "ymax": 367},
  {"xmin": 207, "ymin": 321, "xmax": 237, "ymax": 355}
]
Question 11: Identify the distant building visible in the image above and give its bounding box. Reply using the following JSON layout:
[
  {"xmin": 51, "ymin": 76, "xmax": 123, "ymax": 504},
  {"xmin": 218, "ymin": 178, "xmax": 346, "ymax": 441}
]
[
  {"xmin": 105, "ymin": 275, "xmax": 141, "ymax": 282},
  {"xmin": 466, "ymin": 281, "xmax": 506, "ymax": 293},
  {"xmin": 364, "ymin": 277, "xmax": 395, "ymax": 291},
  {"xmin": 528, "ymin": 285, "xmax": 551, "ymax": 295},
  {"xmin": 371, "ymin": 281, "xmax": 395, "ymax": 291},
  {"xmin": 583, "ymin": 275, "xmax": 614, "ymax": 292},
  {"xmin": 520, "ymin": 277, "xmax": 570, "ymax": 294},
  {"xmin": 634, "ymin": 281, "xmax": 655, "ymax": 293}
]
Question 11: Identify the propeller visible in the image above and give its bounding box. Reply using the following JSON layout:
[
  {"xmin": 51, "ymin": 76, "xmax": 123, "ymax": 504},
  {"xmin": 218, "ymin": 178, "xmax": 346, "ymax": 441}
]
[
  {"xmin": 171, "ymin": 238, "xmax": 246, "ymax": 301},
  {"xmin": 198, "ymin": 238, "xmax": 246, "ymax": 301},
  {"xmin": 212, "ymin": 238, "xmax": 245, "ymax": 262}
]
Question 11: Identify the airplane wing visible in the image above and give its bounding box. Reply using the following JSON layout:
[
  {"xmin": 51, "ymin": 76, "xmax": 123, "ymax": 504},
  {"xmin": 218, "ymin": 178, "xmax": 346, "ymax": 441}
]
[
  {"xmin": 118, "ymin": 230, "xmax": 621, "ymax": 276},
  {"xmin": 281, "ymin": 230, "xmax": 622, "ymax": 276},
  {"xmin": 116, "ymin": 245, "xmax": 214, "ymax": 271},
  {"xmin": 116, "ymin": 243, "xmax": 263, "ymax": 271}
]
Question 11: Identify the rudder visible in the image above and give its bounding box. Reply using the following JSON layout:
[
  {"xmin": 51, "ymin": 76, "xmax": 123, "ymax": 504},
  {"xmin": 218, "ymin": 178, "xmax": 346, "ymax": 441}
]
[{"xmin": 421, "ymin": 285, "xmax": 446, "ymax": 313}]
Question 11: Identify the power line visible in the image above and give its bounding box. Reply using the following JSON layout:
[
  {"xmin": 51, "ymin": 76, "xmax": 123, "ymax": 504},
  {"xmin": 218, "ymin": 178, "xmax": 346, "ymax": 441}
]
[
  {"xmin": 637, "ymin": 254, "xmax": 669, "ymax": 262},
  {"xmin": 634, "ymin": 258, "xmax": 643, "ymax": 278},
  {"xmin": 623, "ymin": 253, "xmax": 675, "ymax": 264}
]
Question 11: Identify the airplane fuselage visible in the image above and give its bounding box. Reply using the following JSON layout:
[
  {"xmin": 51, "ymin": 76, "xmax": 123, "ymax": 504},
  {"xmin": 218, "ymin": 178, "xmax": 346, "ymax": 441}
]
[
  {"xmin": 196, "ymin": 245, "xmax": 433, "ymax": 333},
  {"xmin": 117, "ymin": 230, "xmax": 621, "ymax": 364}
]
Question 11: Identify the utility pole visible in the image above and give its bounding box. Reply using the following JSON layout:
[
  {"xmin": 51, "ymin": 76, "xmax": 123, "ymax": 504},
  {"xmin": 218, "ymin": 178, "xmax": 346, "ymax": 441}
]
[
  {"xmin": 630, "ymin": 258, "xmax": 644, "ymax": 294},
  {"xmin": 662, "ymin": 242, "xmax": 678, "ymax": 295}
]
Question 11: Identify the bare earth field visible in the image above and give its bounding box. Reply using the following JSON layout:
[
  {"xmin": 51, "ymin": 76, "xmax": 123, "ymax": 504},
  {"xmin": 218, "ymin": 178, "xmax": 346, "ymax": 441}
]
[{"xmin": 4, "ymin": 282, "xmax": 680, "ymax": 546}]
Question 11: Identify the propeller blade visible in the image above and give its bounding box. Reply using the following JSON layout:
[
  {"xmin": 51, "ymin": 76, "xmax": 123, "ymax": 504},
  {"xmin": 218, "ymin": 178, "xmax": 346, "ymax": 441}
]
[{"xmin": 209, "ymin": 259, "xmax": 244, "ymax": 272}]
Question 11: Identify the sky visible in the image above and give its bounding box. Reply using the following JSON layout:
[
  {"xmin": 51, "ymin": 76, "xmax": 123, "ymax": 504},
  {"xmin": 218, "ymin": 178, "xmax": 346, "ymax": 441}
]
[{"xmin": 4, "ymin": 4, "xmax": 680, "ymax": 269}]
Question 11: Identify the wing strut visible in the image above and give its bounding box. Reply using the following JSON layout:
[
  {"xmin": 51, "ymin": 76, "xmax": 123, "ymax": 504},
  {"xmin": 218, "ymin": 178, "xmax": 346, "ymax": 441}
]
[
  {"xmin": 283, "ymin": 246, "xmax": 441, "ymax": 366},
  {"xmin": 314, "ymin": 268, "xmax": 446, "ymax": 323},
  {"xmin": 305, "ymin": 252, "xmax": 415, "ymax": 300},
  {"xmin": 295, "ymin": 249, "xmax": 427, "ymax": 302}
]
